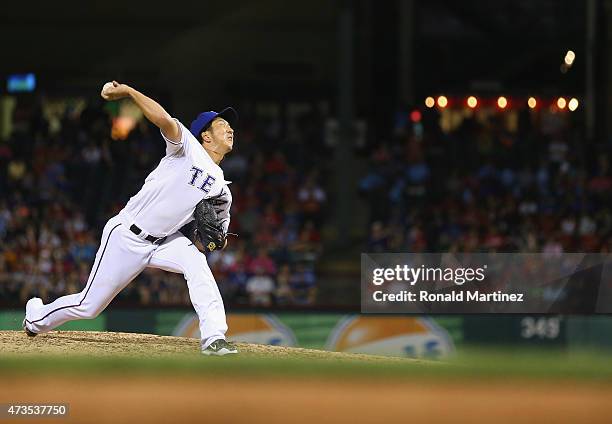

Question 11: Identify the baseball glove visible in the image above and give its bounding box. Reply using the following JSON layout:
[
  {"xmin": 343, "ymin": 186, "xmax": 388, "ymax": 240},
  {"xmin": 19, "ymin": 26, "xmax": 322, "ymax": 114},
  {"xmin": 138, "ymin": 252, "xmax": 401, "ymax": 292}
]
[{"xmin": 192, "ymin": 198, "xmax": 226, "ymax": 252}]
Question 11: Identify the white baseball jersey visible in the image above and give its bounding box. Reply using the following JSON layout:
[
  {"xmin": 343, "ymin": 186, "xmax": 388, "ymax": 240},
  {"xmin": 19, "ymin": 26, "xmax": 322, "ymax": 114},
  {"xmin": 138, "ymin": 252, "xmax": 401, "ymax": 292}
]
[
  {"xmin": 120, "ymin": 119, "xmax": 232, "ymax": 237},
  {"xmin": 25, "ymin": 114, "xmax": 231, "ymax": 352}
]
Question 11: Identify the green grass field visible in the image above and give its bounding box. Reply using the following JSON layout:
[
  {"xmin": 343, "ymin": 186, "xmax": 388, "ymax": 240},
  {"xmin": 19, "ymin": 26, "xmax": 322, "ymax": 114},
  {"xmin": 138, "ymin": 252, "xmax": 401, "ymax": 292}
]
[{"xmin": 1, "ymin": 349, "xmax": 611, "ymax": 383}]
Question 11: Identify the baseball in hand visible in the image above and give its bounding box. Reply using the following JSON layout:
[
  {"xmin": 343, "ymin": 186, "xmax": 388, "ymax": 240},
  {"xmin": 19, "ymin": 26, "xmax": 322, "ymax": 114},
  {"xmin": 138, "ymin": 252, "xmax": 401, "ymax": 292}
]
[{"xmin": 101, "ymin": 82, "xmax": 115, "ymax": 99}]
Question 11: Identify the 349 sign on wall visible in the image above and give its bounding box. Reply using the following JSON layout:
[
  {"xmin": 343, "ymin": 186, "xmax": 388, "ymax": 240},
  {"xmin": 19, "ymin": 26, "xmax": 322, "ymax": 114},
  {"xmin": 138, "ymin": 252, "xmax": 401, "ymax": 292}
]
[
  {"xmin": 463, "ymin": 316, "xmax": 566, "ymax": 347},
  {"xmin": 520, "ymin": 316, "xmax": 563, "ymax": 340}
]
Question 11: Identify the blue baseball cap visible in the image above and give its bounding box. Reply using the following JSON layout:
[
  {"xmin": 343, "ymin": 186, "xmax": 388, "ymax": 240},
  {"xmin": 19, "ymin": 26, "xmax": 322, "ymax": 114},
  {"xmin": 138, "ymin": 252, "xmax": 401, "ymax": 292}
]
[{"xmin": 190, "ymin": 107, "xmax": 238, "ymax": 138}]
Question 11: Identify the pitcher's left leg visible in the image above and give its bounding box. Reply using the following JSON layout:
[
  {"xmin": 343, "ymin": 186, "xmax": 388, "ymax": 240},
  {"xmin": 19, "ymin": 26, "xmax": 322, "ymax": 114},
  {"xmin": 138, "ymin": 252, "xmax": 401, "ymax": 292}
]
[
  {"xmin": 24, "ymin": 217, "xmax": 152, "ymax": 334},
  {"xmin": 148, "ymin": 233, "xmax": 229, "ymax": 349}
]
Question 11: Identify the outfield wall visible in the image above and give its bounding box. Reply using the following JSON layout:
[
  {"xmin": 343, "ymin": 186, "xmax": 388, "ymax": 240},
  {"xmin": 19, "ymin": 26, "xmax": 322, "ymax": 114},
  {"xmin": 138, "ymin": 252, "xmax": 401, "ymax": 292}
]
[{"xmin": 2, "ymin": 310, "xmax": 611, "ymax": 358}]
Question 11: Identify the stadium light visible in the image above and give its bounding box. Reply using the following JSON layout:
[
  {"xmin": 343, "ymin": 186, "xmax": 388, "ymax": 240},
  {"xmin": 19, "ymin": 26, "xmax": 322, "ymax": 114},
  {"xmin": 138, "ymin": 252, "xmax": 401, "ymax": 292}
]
[
  {"xmin": 425, "ymin": 97, "xmax": 435, "ymax": 108},
  {"xmin": 497, "ymin": 96, "xmax": 508, "ymax": 109},
  {"xmin": 557, "ymin": 97, "xmax": 567, "ymax": 109},
  {"xmin": 437, "ymin": 96, "xmax": 448, "ymax": 108},
  {"xmin": 467, "ymin": 96, "xmax": 478, "ymax": 108},
  {"xmin": 527, "ymin": 97, "xmax": 537, "ymax": 109},
  {"xmin": 568, "ymin": 98, "xmax": 579, "ymax": 111}
]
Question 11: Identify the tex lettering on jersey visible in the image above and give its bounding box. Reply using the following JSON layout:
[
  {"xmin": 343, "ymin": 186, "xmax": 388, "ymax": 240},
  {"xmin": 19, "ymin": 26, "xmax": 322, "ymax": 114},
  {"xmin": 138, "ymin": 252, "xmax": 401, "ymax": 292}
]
[{"xmin": 188, "ymin": 166, "xmax": 216, "ymax": 193}]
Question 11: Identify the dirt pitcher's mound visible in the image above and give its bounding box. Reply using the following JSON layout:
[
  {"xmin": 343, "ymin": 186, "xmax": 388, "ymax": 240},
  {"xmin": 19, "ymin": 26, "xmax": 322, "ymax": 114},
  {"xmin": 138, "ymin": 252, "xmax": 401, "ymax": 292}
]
[{"xmin": 0, "ymin": 330, "xmax": 419, "ymax": 362}]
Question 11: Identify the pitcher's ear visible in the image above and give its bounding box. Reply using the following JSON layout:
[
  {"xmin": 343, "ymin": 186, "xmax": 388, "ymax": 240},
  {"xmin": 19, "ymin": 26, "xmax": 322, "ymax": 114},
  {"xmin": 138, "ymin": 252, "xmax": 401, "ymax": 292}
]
[{"xmin": 201, "ymin": 131, "xmax": 210, "ymax": 143}]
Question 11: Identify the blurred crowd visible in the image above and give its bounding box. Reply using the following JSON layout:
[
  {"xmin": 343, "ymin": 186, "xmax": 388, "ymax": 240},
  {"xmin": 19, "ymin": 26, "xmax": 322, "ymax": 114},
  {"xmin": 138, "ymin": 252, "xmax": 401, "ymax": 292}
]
[
  {"xmin": 0, "ymin": 99, "xmax": 326, "ymax": 307},
  {"xmin": 362, "ymin": 107, "xmax": 612, "ymax": 254},
  {"xmin": 3, "ymin": 94, "xmax": 605, "ymax": 309}
]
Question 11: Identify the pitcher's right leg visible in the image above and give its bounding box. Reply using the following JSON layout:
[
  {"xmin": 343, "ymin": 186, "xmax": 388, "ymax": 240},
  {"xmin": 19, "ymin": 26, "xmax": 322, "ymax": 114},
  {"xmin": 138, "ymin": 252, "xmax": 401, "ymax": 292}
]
[
  {"xmin": 147, "ymin": 232, "xmax": 231, "ymax": 351},
  {"xmin": 24, "ymin": 216, "xmax": 153, "ymax": 334}
]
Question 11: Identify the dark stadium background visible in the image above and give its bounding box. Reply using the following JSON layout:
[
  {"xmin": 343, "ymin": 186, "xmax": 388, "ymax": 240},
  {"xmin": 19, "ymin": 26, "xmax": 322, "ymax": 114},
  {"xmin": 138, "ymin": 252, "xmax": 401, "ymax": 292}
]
[{"xmin": 2, "ymin": 0, "xmax": 612, "ymax": 353}]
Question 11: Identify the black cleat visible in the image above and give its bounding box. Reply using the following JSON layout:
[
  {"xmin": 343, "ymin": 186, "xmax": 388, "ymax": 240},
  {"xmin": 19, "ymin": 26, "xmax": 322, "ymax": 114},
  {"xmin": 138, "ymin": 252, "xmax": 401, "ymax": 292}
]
[{"xmin": 202, "ymin": 339, "xmax": 238, "ymax": 356}]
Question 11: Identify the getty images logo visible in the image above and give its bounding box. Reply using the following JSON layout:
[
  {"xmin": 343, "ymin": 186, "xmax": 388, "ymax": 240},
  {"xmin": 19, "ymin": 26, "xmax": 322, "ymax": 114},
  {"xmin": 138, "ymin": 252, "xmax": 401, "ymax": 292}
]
[{"xmin": 371, "ymin": 264, "xmax": 487, "ymax": 286}]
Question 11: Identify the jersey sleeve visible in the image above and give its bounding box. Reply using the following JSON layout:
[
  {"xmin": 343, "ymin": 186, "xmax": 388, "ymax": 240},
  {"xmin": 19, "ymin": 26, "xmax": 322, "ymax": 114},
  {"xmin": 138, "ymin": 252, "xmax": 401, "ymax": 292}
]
[
  {"xmin": 160, "ymin": 119, "xmax": 192, "ymax": 157},
  {"xmin": 213, "ymin": 185, "xmax": 232, "ymax": 234}
]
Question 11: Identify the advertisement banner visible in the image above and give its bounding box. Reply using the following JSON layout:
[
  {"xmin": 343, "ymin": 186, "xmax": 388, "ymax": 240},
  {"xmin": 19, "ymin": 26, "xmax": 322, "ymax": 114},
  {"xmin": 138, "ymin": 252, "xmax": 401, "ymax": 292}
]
[{"xmin": 171, "ymin": 312, "xmax": 458, "ymax": 359}]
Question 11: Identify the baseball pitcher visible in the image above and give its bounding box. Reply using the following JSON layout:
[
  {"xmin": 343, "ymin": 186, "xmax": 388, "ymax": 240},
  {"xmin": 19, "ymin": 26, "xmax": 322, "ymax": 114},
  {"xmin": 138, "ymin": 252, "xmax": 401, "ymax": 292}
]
[{"xmin": 23, "ymin": 81, "xmax": 238, "ymax": 356}]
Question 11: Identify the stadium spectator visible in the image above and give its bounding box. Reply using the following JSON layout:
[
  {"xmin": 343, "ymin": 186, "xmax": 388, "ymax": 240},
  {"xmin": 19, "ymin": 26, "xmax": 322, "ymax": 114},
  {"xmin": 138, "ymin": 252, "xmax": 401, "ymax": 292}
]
[
  {"xmin": 274, "ymin": 264, "xmax": 294, "ymax": 305},
  {"xmin": 289, "ymin": 263, "xmax": 317, "ymax": 305},
  {"xmin": 245, "ymin": 268, "xmax": 275, "ymax": 307}
]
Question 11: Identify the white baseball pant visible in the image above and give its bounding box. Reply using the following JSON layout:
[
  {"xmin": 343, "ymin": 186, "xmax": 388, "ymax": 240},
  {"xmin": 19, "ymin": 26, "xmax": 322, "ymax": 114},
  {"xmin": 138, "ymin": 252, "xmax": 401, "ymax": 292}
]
[{"xmin": 23, "ymin": 214, "xmax": 228, "ymax": 349}]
